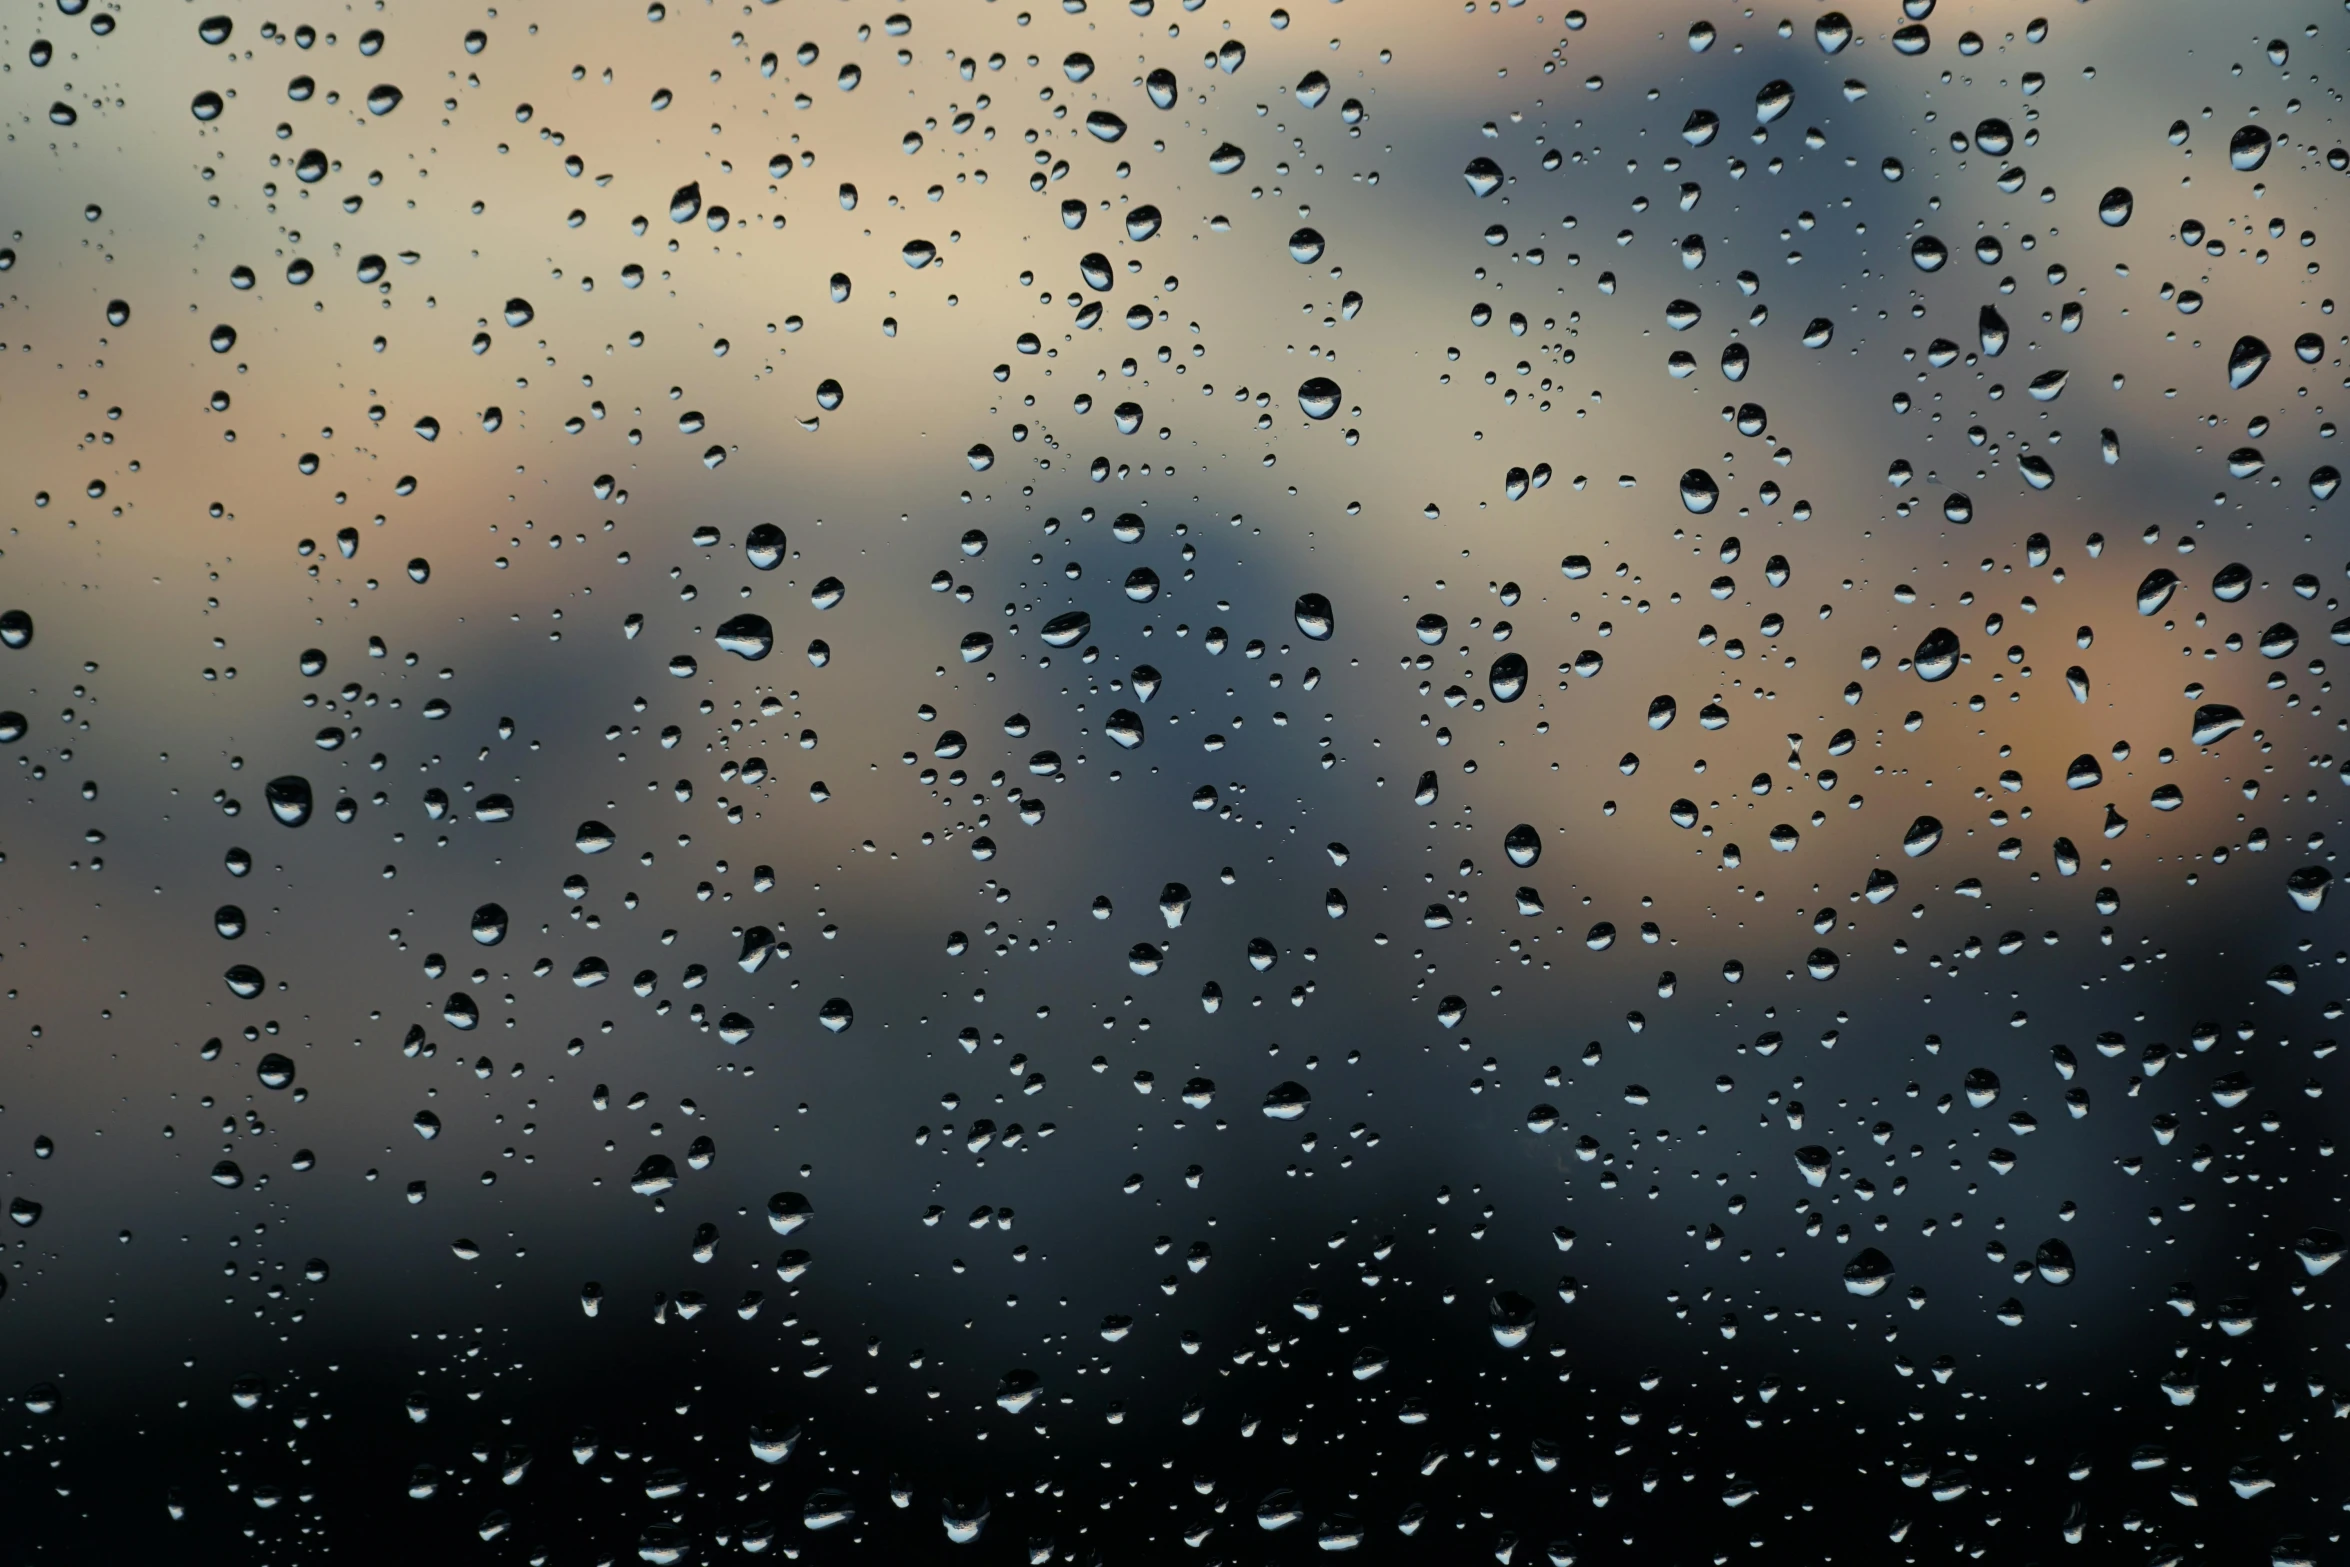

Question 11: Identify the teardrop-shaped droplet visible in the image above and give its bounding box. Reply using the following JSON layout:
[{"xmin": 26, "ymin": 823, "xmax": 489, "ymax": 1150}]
[
  {"xmin": 1978, "ymin": 304, "xmax": 2009, "ymax": 357},
  {"xmin": 2096, "ymin": 186, "xmax": 2133, "ymax": 226},
  {"xmin": 2227, "ymin": 335, "xmax": 2271, "ymax": 390},
  {"xmin": 1293, "ymin": 592, "xmax": 1334, "ymax": 641}
]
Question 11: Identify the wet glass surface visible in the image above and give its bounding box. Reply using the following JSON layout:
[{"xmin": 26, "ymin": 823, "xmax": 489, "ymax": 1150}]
[{"xmin": 0, "ymin": 1, "xmax": 2347, "ymax": 1561}]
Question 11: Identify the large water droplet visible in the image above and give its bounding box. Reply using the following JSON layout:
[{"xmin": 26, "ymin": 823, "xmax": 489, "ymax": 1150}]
[
  {"xmin": 1489, "ymin": 1290, "xmax": 1538, "ymax": 1348},
  {"xmin": 715, "ymin": 613, "xmax": 774, "ymax": 660},
  {"xmin": 1913, "ymin": 627, "xmax": 1960, "ymax": 681},
  {"xmin": 2136, "ymin": 568, "xmax": 2180, "ymax": 615},
  {"xmin": 1293, "ymin": 592, "xmax": 1334, "ymax": 640},
  {"xmin": 1489, "ymin": 652, "xmax": 1528, "ymax": 703},
  {"xmin": 265, "ymin": 775, "xmax": 314, "ymax": 827},
  {"xmin": 1297, "ymin": 376, "xmax": 1341, "ymax": 420},
  {"xmin": 2228, "ymin": 335, "xmax": 2271, "ymax": 389},
  {"xmin": 1678, "ymin": 470, "xmax": 1720, "ymax": 515},
  {"xmin": 1843, "ymin": 1248, "xmax": 1895, "ymax": 1296},
  {"xmin": 2190, "ymin": 703, "xmax": 2245, "ymax": 745},
  {"xmin": 1040, "ymin": 610, "xmax": 1092, "ymax": 647},
  {"xmin": 2229, "ymin": 123, "xmax": 2272, "ymax": 171},
  {"xmin": 1262, "ymin": 1080, "xmax": 1312, "ymax": 1119}
]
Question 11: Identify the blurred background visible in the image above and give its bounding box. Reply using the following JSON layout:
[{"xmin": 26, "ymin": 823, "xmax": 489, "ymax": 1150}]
[{"xmin": 0, "ymin": 0, "xmax": 2345, "ymax": 1559}]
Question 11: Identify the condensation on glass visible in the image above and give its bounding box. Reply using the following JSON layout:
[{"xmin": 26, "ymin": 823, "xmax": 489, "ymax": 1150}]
[{"xmin": 0, "ymin": 0, "xmax": 2344, "ymax": 1561}]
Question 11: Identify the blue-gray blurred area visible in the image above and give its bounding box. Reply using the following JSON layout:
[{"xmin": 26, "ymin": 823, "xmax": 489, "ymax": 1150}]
[{"xmin": 0, "ymin": 0, "xmax": 2344, "ymax": 1560}]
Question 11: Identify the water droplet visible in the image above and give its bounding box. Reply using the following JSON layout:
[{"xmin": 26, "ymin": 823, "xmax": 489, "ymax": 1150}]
[
  {"xmin": 669, "ymin": 182, "xmax": 702, "ymax": 223},
  {"xmin": 1678, "ymin": 469, "xmax": 1719, "ymax": 513},
  {"xmin": 1293, "ymin": 592, "xmax": 1334, "ymax": 640},
  {"xmin": 2190, "ymin": 703, "xmax": 2245, "ymax": 745},
  {"xmin": 1262, "ymin": 1080, "xmax": 1311, "ymax": 1119},
  {"xmin": 746, "ymin": 523, "xmax": 787, "ymax": 569},
  {"xmin": 2229, "ymin": 123, "xmax": 2272, "ymax": 172},
  {"xmin": 2096, "ymin": 186, "xmax": 2133, "ymax": 226},
  {"xmin": 1843, "ymin": 1248, "xmax": 1895, "ymax": 1296},
  {"xmin": 802, "ymin": 1490, "xmax": 857, "ymax": 1530},
  {"xmin": 1041, "ymin": 610, "xmax": 1092, "ymax": 647},
  {"xmin": 2228, "ymin": 335, "xmax": 2271, "ymax": 390},
  {"xmin": 264, "ymin": 775, "xmax": 313, "ymax": 827},
  {"xmin": 2287, "ymin": 865, "xmax": 2331, "ymax": 913},
  {"xmin": 1463, "ymin": 156, "xmax": 1503, "ymax": 197},
  {"xmin": 1913, "ymin": 627, "xmax": 1960, "ymax": 681},
  {"xmin": 715, "ymin": 613, "xmax": 774, "ymax": 661},
  {"xmin": 2293, "ymin": 1227, "xmax": 2345, "ymax": 1275},
  {"xmin": 1297, "ymin": 376, "xmax": 1341, "ymax": 420},
  {"xmin": 1489, "ymin": 1290, "xmax": 1538, "ymax": 1348},
  {"xmin": 2136, "ymin": 568, "xmax": 2180, "ymax": 615},
  {"xmin": 1489, "ymin": 652, "xmax": 1528, "ymax": 703}
]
